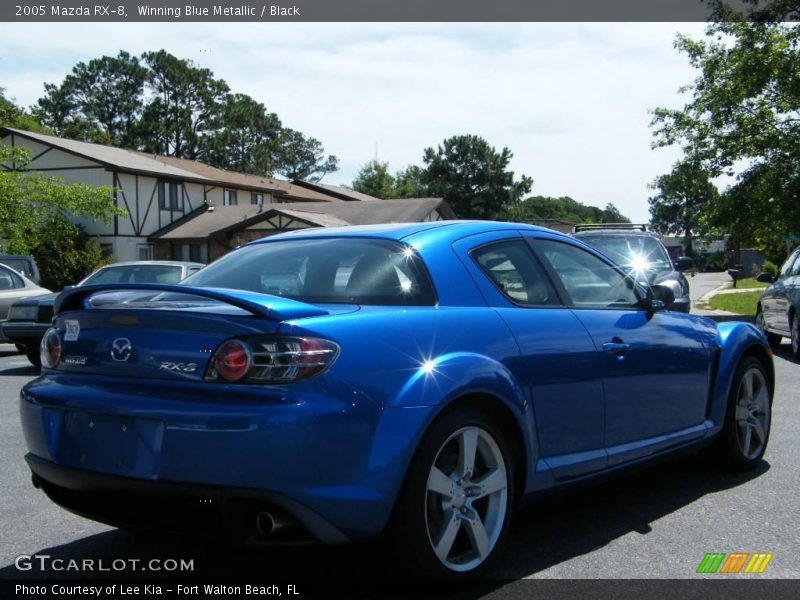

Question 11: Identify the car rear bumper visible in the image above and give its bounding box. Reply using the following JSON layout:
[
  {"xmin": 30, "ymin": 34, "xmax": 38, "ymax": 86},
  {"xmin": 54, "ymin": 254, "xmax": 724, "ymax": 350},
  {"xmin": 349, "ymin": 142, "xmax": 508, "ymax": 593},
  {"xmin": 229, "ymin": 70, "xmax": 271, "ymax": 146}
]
[
  {"xmin": 20, "ymin": 373, "xmax": 434, "ymax": 542},
  {"xmin": 26, "ymin": 453, "xmax": 346, "ymax": 544},
  {"xmin": 1, "ymin": 320, "xmax": 48, "ymax": 345}
]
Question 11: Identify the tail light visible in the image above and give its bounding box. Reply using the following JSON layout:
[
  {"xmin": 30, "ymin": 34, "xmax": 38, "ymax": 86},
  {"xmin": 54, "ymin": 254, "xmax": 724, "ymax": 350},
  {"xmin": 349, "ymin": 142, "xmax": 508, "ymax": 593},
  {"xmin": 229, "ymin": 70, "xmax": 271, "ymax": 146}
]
[
  {"xmin": 205, "ymin": 336, "xmax": 339, "ymax": 383},
  {"xmin": 212, "ymin": 339, "xmax": 251, "ymax": 381},
  {"xmin": 41, "ymin": 328, "xmax": 62, "ymax": 369}
]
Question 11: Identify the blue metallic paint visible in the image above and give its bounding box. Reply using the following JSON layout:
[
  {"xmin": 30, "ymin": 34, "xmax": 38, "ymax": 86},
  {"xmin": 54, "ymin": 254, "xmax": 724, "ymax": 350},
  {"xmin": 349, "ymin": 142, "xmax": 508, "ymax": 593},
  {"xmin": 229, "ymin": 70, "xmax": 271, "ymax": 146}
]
[{"xmin": 20, "ymin": 221, "xmax": 773, "ymax": 543}]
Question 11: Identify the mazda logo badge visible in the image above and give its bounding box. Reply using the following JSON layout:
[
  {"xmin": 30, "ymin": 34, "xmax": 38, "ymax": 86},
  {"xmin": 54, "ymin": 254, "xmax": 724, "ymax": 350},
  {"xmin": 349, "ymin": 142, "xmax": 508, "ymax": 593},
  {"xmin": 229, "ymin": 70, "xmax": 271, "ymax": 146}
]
[{"xmin": 110, "ymin": 338, "xmax": 133, "ymax": 362}]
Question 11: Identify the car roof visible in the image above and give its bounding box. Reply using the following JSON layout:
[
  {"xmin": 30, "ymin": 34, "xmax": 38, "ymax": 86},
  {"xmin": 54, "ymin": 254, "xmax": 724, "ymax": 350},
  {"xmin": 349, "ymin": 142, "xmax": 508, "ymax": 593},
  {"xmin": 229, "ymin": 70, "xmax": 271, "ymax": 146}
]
[
  {"xmin": 254, "ymin": 220, "xmax": 559, "ymax": 245},
  {"xmin": 95, "ymin": 261, "xmax": 205, "ymax": 268},
  {"xmin": 572, "ymin": 229, "xmax": 659, "ymax": 238}
]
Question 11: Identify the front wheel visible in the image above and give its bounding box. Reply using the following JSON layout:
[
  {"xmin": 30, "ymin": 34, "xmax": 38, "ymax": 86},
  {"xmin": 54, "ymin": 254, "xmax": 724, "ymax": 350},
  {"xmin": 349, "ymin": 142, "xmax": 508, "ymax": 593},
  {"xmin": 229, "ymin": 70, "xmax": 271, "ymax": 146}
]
[
  {"xmin": 390, "ymin": 409, "xmax": 514, "ymax": 579},
  {"xmin": 713, "ymin": 356, "xmax": 771, "ymax": 471},
  {"xmin": 791, "ymin": 314, "xmax": 800, "ymax": 357},
  {"xmin": 755, "ymin": 308, "xmax": 781, "ymax": 348}
]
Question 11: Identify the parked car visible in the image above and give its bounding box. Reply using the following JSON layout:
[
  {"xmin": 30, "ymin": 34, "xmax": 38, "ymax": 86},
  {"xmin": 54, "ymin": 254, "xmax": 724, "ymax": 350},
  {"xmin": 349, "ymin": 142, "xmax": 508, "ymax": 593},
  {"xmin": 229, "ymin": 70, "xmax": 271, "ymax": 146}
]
[
  {"xmin": 1, "ymin": 261, "xmax": 204, "ymax": 366},
  {"xmin": 0, "ymin": 263, "xmax": 50, "ymax": 349},
  {"xmin": 0, "ymin": 253, "xmax": 41, "ymax": 284},
  {"xmin": 570, "ymin": 224, "xmax": 694, "ymax": 312},
  {"xmin": 21, "ymin": 222, "xmax": 772, "ymax": 579},
  {"xmin": 755, "ymin": 246, "xmax": 800, "ymax": 355}
]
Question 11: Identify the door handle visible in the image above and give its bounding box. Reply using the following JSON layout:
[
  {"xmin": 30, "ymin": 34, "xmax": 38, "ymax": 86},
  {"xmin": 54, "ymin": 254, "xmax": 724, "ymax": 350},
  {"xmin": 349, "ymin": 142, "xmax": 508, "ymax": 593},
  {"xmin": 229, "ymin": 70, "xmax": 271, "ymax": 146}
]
[{"xmin": 603, "ymin": 341, "xmax": 631, "ymax": 357}]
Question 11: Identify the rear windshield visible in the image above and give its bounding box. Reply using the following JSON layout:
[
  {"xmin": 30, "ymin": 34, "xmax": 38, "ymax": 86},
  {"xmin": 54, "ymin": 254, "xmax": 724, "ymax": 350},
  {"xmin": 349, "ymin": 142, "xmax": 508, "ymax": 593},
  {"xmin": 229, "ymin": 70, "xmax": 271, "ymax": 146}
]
[
  {"xmin": 0, "ymin": 259, "xmax": 32, "ymax": 279},
  {"xmin": 83, "ymin": 265, "xmax": 184, "ymax": 285},
  {"xmin": 182, "ymin": 238, "xmax": 436, "ymax": 306}
]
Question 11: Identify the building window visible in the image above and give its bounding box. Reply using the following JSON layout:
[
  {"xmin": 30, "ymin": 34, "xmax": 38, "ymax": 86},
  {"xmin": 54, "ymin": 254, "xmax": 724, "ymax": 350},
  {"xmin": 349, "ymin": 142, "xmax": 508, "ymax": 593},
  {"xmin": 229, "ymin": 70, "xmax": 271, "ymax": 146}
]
[
  {"xmin": 251, "ymin": 192, "xmax": 264, "ymax": 205},
  {"xmin": 137, "ymin": 244, "xmax": 154, "ymax": 261},
  {"xmin": 158, "ymin": 180, "xmax": 181, "ymax": 210},
  {"xmin": 224, "ymin": 189, "xmax": 238, "ymax": 206},
  {"xmin": 171, "ymin": 243, "xmax": 208, "ymax": 263}
]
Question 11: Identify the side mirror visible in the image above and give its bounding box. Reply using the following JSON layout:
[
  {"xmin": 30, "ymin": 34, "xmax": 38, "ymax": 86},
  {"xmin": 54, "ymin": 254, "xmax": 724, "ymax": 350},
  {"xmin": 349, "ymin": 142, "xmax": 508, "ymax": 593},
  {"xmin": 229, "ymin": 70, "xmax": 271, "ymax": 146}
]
[
  {"xmin": 756, "ymin": 272, "xmax": 775, "ymax": 284},
  {"xmin": 650, "ymin": 284, "xmax": 675, "ymax": 311},
  {"xmin": 674, "ymin": 256, "xmax": 695, "ymax": 272}
]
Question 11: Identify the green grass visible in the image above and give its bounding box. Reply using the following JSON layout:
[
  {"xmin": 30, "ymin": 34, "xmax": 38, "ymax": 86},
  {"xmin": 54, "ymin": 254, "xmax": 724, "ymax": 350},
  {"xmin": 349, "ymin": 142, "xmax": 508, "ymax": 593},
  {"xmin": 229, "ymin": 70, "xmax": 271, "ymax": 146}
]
[
  {"xmin": 726, "ymin": 277, "xmax": 768, "ymax": 290},
  {"xmin": 709, "ymin": 291, "xmax": 761, "ymax": 315}
]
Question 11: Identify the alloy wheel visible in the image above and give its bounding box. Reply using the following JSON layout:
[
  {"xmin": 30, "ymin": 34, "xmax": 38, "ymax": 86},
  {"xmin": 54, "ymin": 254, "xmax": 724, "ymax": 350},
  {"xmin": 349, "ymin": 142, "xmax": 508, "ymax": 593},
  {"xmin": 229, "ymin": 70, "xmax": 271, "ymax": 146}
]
[
  {"xmin": 734, "ymin": 366, "xmax": 771, "ymax": 460},
  {"xmin": 424, "ymin": 426, "xmax": 508, "ymax": 572}
]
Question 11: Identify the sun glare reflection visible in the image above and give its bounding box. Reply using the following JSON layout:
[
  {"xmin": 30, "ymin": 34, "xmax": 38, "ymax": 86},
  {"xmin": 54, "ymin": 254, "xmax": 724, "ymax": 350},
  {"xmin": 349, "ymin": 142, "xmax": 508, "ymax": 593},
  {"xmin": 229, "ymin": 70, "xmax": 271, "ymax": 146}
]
[{"xmin": 420, "ymin": 360, "xmax": 437, "ymax": 375}]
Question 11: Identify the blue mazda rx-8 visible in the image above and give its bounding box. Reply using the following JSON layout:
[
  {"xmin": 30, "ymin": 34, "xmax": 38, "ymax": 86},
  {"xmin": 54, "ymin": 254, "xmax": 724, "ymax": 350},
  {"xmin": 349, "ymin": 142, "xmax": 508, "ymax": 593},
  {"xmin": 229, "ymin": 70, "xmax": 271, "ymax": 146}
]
[{"xmin": 20, "ymin": 221, "xmax": 774, "ymax": 578}]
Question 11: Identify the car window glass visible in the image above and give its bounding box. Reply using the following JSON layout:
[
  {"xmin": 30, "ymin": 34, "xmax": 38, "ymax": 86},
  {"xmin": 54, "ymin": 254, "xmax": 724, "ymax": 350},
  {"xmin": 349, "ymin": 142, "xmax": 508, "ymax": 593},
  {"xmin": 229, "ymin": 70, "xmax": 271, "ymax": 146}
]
[
  {"xmin": 183, "ymin": 239, "xmax": 436, "ymax": 306},
  {"xmin": 0, "ymin": 265, "xmax": 24, "ymax": 290},
  {"xmin": 575, "ymin": 234, "xmax": 673, "ymax": 274},
  {"xmin": 535, "ymin": 239, "xmax": 641, "ymax": 309},
  {"xmin": 789, "ymin": 252, "xmax": 800, "ymax": 277},
  {"xmin": 84, "ymin": 266, "xmax": 183, "ymax": 285},
  {"xmin": 779, "ymin": 251, "xmax": 799, "ymax": 278},
  {"xmin": 471, "ymin": 240, "xmax": 559, "ymax": 306}
]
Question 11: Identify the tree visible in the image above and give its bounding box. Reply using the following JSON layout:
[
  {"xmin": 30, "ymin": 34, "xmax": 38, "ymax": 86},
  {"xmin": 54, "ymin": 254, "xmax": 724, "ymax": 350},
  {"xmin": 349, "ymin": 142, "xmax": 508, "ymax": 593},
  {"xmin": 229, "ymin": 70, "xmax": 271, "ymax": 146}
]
[
  {"xmin": 206, "ymin": 93, "xmax": 283, "ymax": 176},
  {"xmin": 393, "ymin": 165, "xmax": 428, "ymax": 198},
  {"xmin": 277, "ymin": 129, "xmax": 339, "ymax": 182},
  {"xmin": 420, "ymin": 135, "xmax": 533, "ymax": 220},
  {"xmin": 33, "ymin": 50, "xmax": 339, "ymax": 180},
  {"xmin": 36, "ymin": 51, "xmax": 147, "ymax": 147},
  {"xmin": 649, "ymin": 159, "xmax": 720, "ymax": 255},
  {"xmin": 650, "ymin": 8, "xmax": 800, "ymax": 252},
  {"xmin": 506, "ymin": 195, "xmax": 631, "ymax": 225},
  {"xmin": 1, "ymin": 88, "xmax": 49, "ymax": 133},
  {"xmin": 0, "ymin": 146, "xmax": 121, "ymax": 284},
  {"xmin": 352, "ymin": 160, "xmax": 396, "ymax": 198},
  {"xmin": 139, "ymin": 50, "xmax": 229, "ymax": 160},
  {"xmin": 31, "ymin": 218, "xmax": 109, "ymax": 290}
]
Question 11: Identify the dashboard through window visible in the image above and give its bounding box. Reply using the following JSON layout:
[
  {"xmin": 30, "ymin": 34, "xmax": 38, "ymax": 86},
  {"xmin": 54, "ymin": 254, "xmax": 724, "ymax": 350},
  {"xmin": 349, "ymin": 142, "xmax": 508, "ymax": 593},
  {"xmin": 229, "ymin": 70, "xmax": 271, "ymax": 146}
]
[{"xmin": 534, "ymin": 239, "xmax": 642, "ymax": 309}]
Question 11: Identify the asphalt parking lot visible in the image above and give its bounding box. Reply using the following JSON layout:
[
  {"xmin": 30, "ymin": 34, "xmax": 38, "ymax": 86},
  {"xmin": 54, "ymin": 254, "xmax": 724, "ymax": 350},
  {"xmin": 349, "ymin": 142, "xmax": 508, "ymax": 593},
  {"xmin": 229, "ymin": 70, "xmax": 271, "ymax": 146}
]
[{"xmin": 0, "ymin": 294, "xmax": 798, "ymax": 583}]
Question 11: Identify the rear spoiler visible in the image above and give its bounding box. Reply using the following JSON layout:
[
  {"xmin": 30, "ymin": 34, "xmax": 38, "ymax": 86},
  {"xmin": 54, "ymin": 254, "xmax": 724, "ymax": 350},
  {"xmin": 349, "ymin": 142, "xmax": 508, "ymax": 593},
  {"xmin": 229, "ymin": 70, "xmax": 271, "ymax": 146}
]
[{"xmin": 55, "ymin": 283, "xmax": 329, "ymax": 321}]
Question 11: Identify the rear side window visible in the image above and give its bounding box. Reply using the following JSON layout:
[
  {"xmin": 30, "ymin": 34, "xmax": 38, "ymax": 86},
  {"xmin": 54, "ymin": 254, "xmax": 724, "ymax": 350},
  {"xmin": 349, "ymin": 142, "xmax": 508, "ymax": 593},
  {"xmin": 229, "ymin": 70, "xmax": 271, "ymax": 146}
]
[
  {"xmin": 183, "ymin": 238, "xmax": 436, "ymax": 306},
  {"xmin": 471, "ymin": 240, "xmax": 559, "ymax": 306},
  {"xmin": 0, "ymin": 265, "xmax": 23, "ymax": 290}
]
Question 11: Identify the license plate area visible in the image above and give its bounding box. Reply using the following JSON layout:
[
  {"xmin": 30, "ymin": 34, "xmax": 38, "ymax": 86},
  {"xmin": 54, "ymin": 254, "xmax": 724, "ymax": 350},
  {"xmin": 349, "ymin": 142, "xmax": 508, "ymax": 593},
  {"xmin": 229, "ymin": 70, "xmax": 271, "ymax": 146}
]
[{"xmin": 58, "ymin": 412, "xmax": 164, "ymax": 478}]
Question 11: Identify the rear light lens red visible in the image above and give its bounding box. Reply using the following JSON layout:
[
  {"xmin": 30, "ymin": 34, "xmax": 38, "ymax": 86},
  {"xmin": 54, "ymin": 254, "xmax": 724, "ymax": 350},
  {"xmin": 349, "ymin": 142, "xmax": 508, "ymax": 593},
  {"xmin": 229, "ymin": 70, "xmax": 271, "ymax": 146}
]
[
  {"xmin": 205, "ymin": 336, "xmax": 339, "ymax": 383},
  {"xmin": 211, "ymin": 339, "xmax": 251, "ymax": 381},
  {"xmin": 41, "ymin": 328, "xmax": 62, "ymax": 369}
]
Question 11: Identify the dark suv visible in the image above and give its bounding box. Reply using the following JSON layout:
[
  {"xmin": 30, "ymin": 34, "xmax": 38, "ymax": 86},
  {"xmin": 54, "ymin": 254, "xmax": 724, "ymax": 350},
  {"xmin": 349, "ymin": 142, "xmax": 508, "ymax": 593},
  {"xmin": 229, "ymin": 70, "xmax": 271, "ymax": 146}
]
[
  {"xmin": 570, "ymin": 224, "xmax": 694, "ymax": 313},
  {"xmin": 0, "ymin": 254, "xmax": 41, "ymax": 284}
]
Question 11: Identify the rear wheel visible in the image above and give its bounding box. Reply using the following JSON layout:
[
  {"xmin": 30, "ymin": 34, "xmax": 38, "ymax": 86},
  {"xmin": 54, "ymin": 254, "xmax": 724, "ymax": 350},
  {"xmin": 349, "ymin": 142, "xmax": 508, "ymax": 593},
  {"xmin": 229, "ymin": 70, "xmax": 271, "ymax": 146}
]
[
  {"xmin": 713, "ymin": 356, "xmax": 771, "ymax": 471},
  {"xmin": 25, "ymin": 345, "xmax": 41, "ymax": 367},
  {"xmin": 390, "ymin": 409, "xmax": 513, "ymax": 579},
  {"xmin": 755, "ymin": 307, "xmax": 781, "ymax": 348}
]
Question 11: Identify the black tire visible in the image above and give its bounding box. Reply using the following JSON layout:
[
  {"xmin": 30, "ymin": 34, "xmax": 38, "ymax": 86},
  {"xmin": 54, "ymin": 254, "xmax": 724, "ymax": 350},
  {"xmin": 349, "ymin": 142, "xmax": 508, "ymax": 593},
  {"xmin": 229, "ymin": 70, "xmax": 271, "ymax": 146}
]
[
  {"xmin": 14, "ymin": 344, "xmax": 26, "ymax": 354},
  {"xmin": 388, "ymin": 408, "xmax": 514, "ymax": 579},
  {"xmin": 712, "ymin": 356, "xmax": 771, "ymax": 471},
  {"xmin": 791, "ymin": 314, "xmax": 800, "ymax": 357},
  {"xmin": 755, "ymin": 307, "xmax": 781, "ymax": 348},
  {"xmin": 25, "ymin": 345, "xmax": 41, "ymax": 367}
]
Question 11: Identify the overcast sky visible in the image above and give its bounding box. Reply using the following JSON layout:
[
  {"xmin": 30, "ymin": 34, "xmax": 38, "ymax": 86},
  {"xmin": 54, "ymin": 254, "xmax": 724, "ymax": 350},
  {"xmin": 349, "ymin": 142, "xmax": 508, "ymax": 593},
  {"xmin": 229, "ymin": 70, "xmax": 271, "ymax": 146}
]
[{"xmin": 0, "ymin": 22, "xmax": 708, "ymax": 222}]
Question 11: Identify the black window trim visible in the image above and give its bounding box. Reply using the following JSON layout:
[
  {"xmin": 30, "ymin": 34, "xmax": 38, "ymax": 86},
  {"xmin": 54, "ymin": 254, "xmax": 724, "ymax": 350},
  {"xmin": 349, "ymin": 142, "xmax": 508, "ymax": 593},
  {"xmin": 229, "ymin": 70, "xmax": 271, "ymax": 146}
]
[{"xmin": 524, "ymin": 236, "xmax": 649, "ymax": 312}]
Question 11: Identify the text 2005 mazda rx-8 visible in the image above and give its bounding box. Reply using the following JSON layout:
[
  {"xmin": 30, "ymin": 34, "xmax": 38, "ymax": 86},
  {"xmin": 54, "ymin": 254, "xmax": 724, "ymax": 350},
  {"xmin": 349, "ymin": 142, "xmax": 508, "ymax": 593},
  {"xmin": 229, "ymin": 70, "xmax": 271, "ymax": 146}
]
[{"xmin": 21, "ymin": 221, "xmax": 773, "ymax": 577}]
